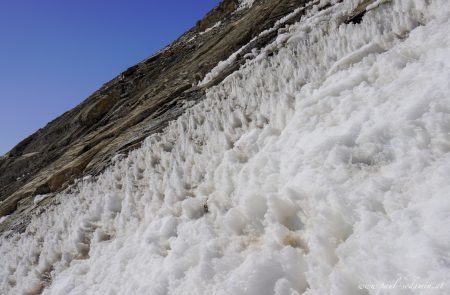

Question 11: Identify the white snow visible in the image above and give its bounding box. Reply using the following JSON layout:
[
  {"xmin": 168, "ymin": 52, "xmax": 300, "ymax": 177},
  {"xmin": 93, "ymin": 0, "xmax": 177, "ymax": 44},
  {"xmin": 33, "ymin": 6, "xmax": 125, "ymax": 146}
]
[
  {"xmin": 33, "ymin": 194, "xmax": 51, "ymax": 205},
  {"xmin": 198, "ymin": 4, "xmax": 307, "ymax": 87},
  {"xmin": 188, "ymin": 21, "xmax": 222, "ymax": 43},
  {"xmin": 0, "ymin": 215, "xmax": 9, "ymax": 224},
  {"xmin": 199, "ymin": 21, "xmax": 221, "ymax": 36},
  {"xmin": 82, "ymin": 175, "xmax": 92, "ymax": 181},
  {"xmin": 238, "ymin": 0, "xmax": 256, "ymax": 10},
  {"xmin": 366, "ymin": 0, "xmax": 390, "ymax": 11},
  {"xmin": 1, "ymin": 0, "xmax": 450, "ymax": 294}
]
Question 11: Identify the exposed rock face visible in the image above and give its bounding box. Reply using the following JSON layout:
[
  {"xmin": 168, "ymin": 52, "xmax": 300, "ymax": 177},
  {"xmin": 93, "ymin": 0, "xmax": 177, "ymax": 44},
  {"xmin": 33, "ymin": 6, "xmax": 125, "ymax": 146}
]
[{"xmin": 0, "ymin": 0, "xmax": 311, "ymax": 225}]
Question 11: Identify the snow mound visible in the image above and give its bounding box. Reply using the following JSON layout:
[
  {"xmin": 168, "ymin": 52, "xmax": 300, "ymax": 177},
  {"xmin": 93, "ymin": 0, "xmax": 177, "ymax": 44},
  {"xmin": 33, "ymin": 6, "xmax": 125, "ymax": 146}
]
[
  {"xmin": 238, "ymin": 0, "xmax": 256, "ymax": 10},
  {"xmin": 1, "ymin": 0, "xmax": 450, "ymax": 294}
]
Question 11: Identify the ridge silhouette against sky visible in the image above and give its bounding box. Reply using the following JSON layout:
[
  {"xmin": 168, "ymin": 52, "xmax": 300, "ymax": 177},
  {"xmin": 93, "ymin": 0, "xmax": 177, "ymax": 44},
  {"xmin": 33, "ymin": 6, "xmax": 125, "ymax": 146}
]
[{"xmin": 0, "ymin": 0, "xmax": 220, "ymax": 155}]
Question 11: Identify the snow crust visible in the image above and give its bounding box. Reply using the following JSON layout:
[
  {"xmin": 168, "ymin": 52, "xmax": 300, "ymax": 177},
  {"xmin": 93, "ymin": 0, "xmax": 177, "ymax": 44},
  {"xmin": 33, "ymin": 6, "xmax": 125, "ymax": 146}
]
[
  {"xmin": 33, "ymin": 194, "xmax": 51, "ymax": 205},
  {"xmin": 1, "ymin": 0, "xmax": 450, "ymax": 294},
  {"xmin": 238, "ymin": 0, "xmax": 256, "ymax": 10},
  {"xmin": 0, "ymin": 215, "xmax": 8, "ymax": 224},
  {"xmin": 199, "ymin": 21, "xmax": 222, "ymax": 35}
]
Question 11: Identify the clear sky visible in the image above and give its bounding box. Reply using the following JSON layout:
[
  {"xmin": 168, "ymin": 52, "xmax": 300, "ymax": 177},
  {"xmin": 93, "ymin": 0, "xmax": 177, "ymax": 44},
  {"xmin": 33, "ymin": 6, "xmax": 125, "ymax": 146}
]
[{"xmin": 0, "ymin": 0, "xmax": 220, "ymax": 155}]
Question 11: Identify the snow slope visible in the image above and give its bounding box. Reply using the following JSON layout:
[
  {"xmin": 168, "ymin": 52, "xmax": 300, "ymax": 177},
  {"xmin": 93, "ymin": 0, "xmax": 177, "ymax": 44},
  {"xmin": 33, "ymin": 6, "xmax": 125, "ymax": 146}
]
[{"xmin": 1, "ymin": 0, "xmax": 450, "ymax": 294}]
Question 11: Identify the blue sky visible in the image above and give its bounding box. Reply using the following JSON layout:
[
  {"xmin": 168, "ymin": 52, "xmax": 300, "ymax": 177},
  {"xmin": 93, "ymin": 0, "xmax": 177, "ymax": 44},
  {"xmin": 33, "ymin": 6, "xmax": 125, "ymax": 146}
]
[{"xmin": 0, "ymin": 0, "xmax": 219, "ymax": 155}]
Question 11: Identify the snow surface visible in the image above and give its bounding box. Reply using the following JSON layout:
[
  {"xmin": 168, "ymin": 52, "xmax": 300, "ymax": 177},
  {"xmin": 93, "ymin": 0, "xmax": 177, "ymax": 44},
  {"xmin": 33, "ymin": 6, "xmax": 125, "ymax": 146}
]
[
  {"xmin": 1, "ymin": 0, "xmax": 450, "ymax": 294},
  {"xmin": 33, "ymin": 194, "xmax": 51, "ymax": 205},
  {"xmin": 199, "ymin": 21, "xmax": 222, "ymax": 36},
  {"xmin": 238, "ymin": 0, "xmax": 256, "ymax": 10},
  {"xmin": 188, "ymin": 21, "xmax": 222, "ymax": 43},
  {"xmin": 0, "ymin": 215, "xmax": 8, "ymax": 225},
  {"xmin": 198, "ymin": 3, "xmax": 308, "ymax": 87}
]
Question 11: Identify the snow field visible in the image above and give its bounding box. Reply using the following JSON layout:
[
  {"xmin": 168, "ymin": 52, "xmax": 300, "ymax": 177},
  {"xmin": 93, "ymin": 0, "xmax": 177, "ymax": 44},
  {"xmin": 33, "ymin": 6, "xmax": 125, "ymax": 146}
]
[{"xmin": 1, "ymin": 0, "xmax": 450, "ymax": 294}]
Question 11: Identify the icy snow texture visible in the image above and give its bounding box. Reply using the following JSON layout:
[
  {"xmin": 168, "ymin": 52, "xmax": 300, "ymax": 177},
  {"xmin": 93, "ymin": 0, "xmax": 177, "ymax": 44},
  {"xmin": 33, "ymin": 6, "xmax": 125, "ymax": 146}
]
[
  {"xmin": 1, "ymin": 0, "xmax": 450, "ymax": 294},
  {"xmin": 238, "ymin": 0, "xmax": 256, "ymax": 10},
  {"xmin": 0, "ymin": 215, "xmax": 8, "ymax": 224},
  {"xmin": 33, "ymin": 194, "xmax": 51, "ymax": 205},
  {"xmin": 200, "ymin": 21, "xmax": 222, "ymax": 35}
]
